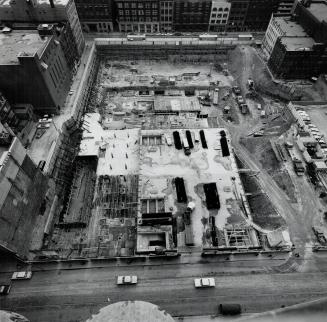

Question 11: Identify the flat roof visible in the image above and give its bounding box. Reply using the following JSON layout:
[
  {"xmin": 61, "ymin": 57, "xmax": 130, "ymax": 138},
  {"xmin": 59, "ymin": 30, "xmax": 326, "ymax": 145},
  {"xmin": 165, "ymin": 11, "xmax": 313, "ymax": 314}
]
[
  {"xmin": 154, "ymin": 96, "xmax": 201, "ymax": 112},
  {"xmin": 79, "ymin": 113, "xmax": 140, "ymax": 176},
  {"xmin": 307, "ymin": 2, "xmax": 327, "ymax": 23},
  {"xmin": 280, "ymin": 36, "xmax": 315, "ymax": 51},
  {"xmin": 0, "ymin": 31, "xmax": 50, "ymax": 64},
  {"xmin": 274, "ymin": 17, "xmax": 308, "ymax": 37}
]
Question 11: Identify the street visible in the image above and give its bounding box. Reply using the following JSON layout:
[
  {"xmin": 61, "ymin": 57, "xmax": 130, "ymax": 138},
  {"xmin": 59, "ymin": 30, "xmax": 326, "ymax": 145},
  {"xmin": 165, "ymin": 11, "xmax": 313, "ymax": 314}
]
[{"xmin": 1, "ymin": 251, "xmax": 327, "ymax": 321}]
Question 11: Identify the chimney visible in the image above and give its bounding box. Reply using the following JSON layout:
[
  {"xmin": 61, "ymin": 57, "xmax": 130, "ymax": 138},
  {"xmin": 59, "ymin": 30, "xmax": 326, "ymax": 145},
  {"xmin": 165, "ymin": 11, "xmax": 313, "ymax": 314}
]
[{"xmin": 49, "ymin": 0, "xmax": 55, "ymax": 8}]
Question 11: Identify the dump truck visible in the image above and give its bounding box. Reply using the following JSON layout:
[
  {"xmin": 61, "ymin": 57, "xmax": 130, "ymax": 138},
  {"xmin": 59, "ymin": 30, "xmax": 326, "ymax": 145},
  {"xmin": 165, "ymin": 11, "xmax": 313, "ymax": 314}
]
[
  {"xmin": 213, "ymin": 88, "xmax": 219, "ymax": 105},
  {"xmin": 184, "ymin": 202, "xmax": 195, "ymax": 246}
]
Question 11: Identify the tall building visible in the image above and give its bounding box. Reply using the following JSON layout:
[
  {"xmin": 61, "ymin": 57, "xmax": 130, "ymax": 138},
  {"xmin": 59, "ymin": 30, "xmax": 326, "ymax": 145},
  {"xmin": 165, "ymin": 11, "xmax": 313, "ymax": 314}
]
[
  {"xmin": 0, "ymin": 28, "xmax": 71, "ymax": 114},
  {"xmin": 0, "ymin": 0, "xmax": 84, "ymax": 58},
  {"xmin": 75, "ymin": 0, "xmax": 115, "ymax": 33},
  {"xmin": 173, "ymin": 0, "xmax": 212, "ymax": 32},
  {"xmin": 115, "ymin": 0, "xmax": 160, "ymax": 33},
  {"xmin": 0, "ymin": 123, "xmax": 48, "ymax": 259},
  {"xmin": 208, "ymin": 0, "xmax": 231, "ymax": 32}
]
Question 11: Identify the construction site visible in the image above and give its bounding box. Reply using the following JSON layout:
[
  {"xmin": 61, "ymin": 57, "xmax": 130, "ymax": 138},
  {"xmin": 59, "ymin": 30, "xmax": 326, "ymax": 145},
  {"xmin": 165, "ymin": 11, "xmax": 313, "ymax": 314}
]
[{"xmin": 19, "ymin": 36, "xmax": 327, "ymax": 261}]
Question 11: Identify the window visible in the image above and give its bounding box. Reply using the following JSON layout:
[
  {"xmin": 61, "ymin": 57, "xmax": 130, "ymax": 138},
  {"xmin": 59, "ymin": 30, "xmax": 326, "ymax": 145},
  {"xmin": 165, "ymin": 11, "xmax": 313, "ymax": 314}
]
[
  {"xmin": 224, "ymin": 8, "xmax": 229, "ymax": 11},
  {"xmin": 132, "ymin": 10, "xmax": 136, "ymax": 15},
  {"xmin": 146, "ymin": 10, "xmax": 151, "ymax": 15},
  {"xmin": 119, "ymin": 10, "xmax": 123, "ymax": 15},
  {"xmin": 218, "ymin": 8, "xmax": 222, "ymax": 11},
  {"xmin": 138, "ymin": 3, "xmax": 143, "ymax": 8},
  {"xmin": 223, "ymin": 13, "xmax": 227, "ymax": 17},
  {"xmin": 152, "ymin": 10, "xmax": 157, "ymax": 15},
  {"xmin": 217, "ymin": 14, "xmax": 222, "ymax": 17},
  {"xmin": 145, "ymin": 3, "xmax": 151, "ymax": 8},
  {"xmin": 210, "ymin": 20, "xmax": 215, "ymax": 24},
  {"xmin": 117, "ymin": 3, "xmax": 122, "ymax": 8},
  {"xmin": 222, "ymin": 20, "xmax": 226, "ymax": 23},
  {"xmin": 213, "ymin": 7, "xmax": 217, "ymax": 11},
  {"xmin": 124, "ymin": 3, "xmax": 129, "ymax": 8},
  {"xmin": 152, "ymin": 3, "xmax": 157, "ymax": 8},
  {"xmin": 138, "ymin": 10, "xmax": 144, "ymax": 14},
  {"xmin": 212, "ymin": 14, "xmax": 216, "ymax": 18},
  {"xmin": 131, "ymin": 3, "xmax": 136, "ymax": 8},
  {"xmin": 125, "ymin": 10, "xmax": 130, "ymax": 15}
]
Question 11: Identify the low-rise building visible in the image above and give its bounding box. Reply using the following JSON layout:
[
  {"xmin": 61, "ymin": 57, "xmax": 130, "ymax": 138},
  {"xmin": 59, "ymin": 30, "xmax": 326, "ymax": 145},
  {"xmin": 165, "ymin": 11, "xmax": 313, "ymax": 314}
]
[
  {"xmin": 75, "ymin": 0, "xmax": 115, "ymax": 33},
  {"xmin": 0, "ymin": 29, "xmax": 71, "ymax": 114},
  {"xmin": 116, "ymin": 0, "xmax": 160, "ymax": 33}
]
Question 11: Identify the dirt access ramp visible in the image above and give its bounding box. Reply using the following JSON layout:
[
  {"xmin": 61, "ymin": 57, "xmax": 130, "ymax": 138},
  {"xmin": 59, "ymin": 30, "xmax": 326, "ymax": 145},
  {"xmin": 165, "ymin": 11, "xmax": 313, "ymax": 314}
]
[{"xmin": 227, "ymin": 46, "xmax": 302, "ymax": 101}]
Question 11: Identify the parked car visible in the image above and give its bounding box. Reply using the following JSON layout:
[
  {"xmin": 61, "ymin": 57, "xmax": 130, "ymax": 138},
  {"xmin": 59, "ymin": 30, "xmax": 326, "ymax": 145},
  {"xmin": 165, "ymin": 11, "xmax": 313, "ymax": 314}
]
[
  {"xmin": 194, "ymin": 277, "xmax": 215, "ymax": 288},
  {"xmin": 37, "ymin": 123, "xmax": 50, "ymax": 129},
  {"xmin": 232, "ymin": 86, "xmax": 241, "ymax": 95},
  {"xmin": 117, "ymin": 275, "xmax": 138, "ymax": 285},
  {"xmin": 0, "ymin": 284, "xmax": 11, "ymax": 295},
  {"xmin": 11, "ymin": 271, "xmax": 32, "ymax": 280}
]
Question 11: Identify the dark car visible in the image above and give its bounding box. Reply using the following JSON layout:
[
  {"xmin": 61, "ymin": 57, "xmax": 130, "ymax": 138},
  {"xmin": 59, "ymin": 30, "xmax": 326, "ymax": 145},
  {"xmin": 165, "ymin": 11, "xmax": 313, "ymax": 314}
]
[{"xmin": 0, "ymin": 284, "xmax": 11, "ymax": 295}]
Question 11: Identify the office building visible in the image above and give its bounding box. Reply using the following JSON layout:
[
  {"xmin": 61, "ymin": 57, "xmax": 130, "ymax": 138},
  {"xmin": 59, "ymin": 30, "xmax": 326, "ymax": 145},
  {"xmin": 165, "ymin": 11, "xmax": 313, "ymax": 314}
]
[{"xmin": 159, "ymin": 0, "xmax": 173, "ymax": 32}]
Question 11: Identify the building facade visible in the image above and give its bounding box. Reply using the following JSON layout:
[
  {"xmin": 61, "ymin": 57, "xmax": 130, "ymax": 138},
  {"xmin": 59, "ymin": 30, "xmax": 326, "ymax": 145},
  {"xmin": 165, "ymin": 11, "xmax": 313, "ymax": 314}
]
[
  {"xmin": 226, "ymin": 0, "xmax": 249, "ymax": 31},
  {"xmin": 75, "ymin": 0, "xmax": 114, "ymax": 33},
  {"xmin": 0, "ymin": 123, "xmax": 48, "ymax": 259},
  {"xmin": 173, "ymin": 0, "xmax": 212, "ymax": 32},
  {"xmin": 0, "ymin": 28, "xmax": 71, "ymax": 114},
  {"xmin": 208, "ymin": 0, "xmax": 231, "ymax": 32},
  {"xmin": 243, "ymin": 0, "xmax": 280, "ymax": 31},
  {"xmin": 276, "ymin": 0, "xmax": 297, "ymax": 16},
  {"xmin": 0, "ymin": 92, "xmax": 19, "ymax": 131},
  {"xmin": 0, "ymin": 0, "xmax": 84, "ymax": 58},
  {"xmin": 159, "ymin": 0, "xmax": 173, "ymax": 32},
  {"xmin": 116, "ymin": 0, "xmax": 160, "ymax": 33}
]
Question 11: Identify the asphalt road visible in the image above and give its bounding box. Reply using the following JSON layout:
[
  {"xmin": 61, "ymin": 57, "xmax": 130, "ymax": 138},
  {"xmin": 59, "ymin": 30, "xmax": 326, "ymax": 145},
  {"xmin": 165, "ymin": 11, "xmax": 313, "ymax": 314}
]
[{"xmin": 1, "ymin": 252, "xmax": 327, "ymax": 322}]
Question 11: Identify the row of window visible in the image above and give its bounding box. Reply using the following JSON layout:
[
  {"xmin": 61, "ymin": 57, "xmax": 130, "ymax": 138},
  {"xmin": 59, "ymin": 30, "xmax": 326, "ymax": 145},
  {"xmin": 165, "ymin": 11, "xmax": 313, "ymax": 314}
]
[
  {"xmin": 212, "ymin": 7, "xmax": 229, "ymax": 12},
  {"xmin": 122, "ymin": 16, "xmax": 158, "ymax": 21},
  {"xmin": 118, "ymin": 10, "xmax": 158, "ymax": 15},
  {"xmin": 211, "ymin": 13, "xmax": 228, "ymax": 18},
  {"xmin": 117, "ymin": 2, "xmax": 158, "ymax": 9},
  {"xmin": 210, "ymin": 19, "xmax": 227, "ymax": 24}
]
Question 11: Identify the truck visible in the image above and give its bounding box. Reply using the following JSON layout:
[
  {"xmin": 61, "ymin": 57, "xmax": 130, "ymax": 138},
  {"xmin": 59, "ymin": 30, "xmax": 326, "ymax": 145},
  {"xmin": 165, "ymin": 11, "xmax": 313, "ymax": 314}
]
[
  {"xmin": 184, "ymin": 202, "xmax": 195, "ymax": 245},
  {"xmin": 182, "ymin": 138, "xmax": 191, "ymax": 156},
  {"xmin": 241, "ymin": 104, "xmax": 248, "ymax": 114},
  {"xmin": 236, "ymin": 96, "xmax": 245, "ymax": 106},
  {"xmin": 213, "ymin": 88, "xmax": 219, "ymax": 105},
  {"xmin": 247, "ymin": 79, "xmax": 254, "ymax": 90}
]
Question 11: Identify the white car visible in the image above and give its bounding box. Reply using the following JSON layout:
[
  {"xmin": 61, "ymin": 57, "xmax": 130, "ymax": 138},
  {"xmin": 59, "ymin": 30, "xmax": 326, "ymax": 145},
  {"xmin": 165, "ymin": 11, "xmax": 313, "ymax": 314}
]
[
  {"xmin": 194, "ymin": 277, "xmax": 215, "ymax": 288},
  {"xmin": 37, "ymin": 123, "xmax": 50, "ymax": 129},
  {"xmin": 117, "ymin": 275, "xmax": 138, "ymax": 285},
  {"xmin": 11, "ymin": 271, "xmax": 32, "ymax": 280}
]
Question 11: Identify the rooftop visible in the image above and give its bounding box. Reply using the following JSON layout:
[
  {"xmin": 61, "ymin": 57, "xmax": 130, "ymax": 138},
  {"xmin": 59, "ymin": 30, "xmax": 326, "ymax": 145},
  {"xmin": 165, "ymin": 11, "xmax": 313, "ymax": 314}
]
[
  {"xmin": 0, "ymin": 31, "xmax": 50, "ymax": 64},
  {"xmin": 307, "ymin": 2, "xmax": 327, "ymax": 23},
  {"xmin": 274, "ymin": 17, "xmax": 308, "ymax": 37},
  {"xmin": 280, "ymin": 36, "xmax": 315, "ymax": 51}
]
